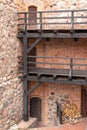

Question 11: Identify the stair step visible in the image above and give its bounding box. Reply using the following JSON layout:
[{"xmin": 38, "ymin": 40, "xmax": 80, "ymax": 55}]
[{"xmin": 18, "ymin": 118, "xmax": 38, "ymax": 130}]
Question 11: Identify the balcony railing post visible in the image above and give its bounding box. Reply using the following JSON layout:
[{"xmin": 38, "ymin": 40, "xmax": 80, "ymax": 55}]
[
  {"xmin": 40, "ymin": 12, "xmax": 42, "ymax": 32},
  {"xmin": 24, "ymin": 13, "xmax": 27, "ymax": 32},
  {"xmin": 70, "ymin": 11, "xmax": 74, "ymax": 33},
  {"xmin": 69, "ymin": 58, "xmax": 73, "ymax": 80}
]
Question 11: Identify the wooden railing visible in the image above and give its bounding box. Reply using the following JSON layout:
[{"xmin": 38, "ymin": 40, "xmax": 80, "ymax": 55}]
[
  {"xmin": 19, "ymin": 56, "xmax": 87, "ymax": 74},
  {"xmin": 17, "ymin": 9, "xmax": 87, "ymax": 32},
  {"xmin": 27, "ymin": 56, "xmax": 87, "ymax": 70},
  {"xmin": 18, "ymin": 56, "xmax": 87, "ymax": 83}
]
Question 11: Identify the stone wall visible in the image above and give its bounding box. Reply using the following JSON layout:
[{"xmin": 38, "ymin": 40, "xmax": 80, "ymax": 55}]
[
  {"xmin": 16, "ymin": 0, "xmax": 87, "ymax": 11},
  {"xmin": 30, "ymin": 83, "xmax": 81, "ymax": 126},
  {"xmin": 0, "ymin": 1, "xmax": 23, "ymax": 130}
]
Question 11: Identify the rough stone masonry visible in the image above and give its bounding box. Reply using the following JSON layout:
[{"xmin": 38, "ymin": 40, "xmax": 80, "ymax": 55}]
[
  {"xmin": 0, "ymin": 0, "xmax": 23, "ymax": 130},
  {"xmin": 0, "ymin": 0, "xmax": 87, "ymax": 129}
]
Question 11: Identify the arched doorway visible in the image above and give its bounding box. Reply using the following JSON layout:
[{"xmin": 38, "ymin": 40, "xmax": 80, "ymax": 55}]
[
  {"xmin": 28, "ymin": 6, "xmax": 37, "ymax": 68},
  {"xmin": 30, "ymin": 97, "xmax": 42, "ymax": 121},
  {"xmin": 28, "ymin": 6, "xmax": 37, "ymax": 29}
]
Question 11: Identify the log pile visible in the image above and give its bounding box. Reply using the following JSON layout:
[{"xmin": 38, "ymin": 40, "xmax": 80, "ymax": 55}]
[{"xmin": 62, "ymin": 103, "xmax": 82, "ymax": 124}]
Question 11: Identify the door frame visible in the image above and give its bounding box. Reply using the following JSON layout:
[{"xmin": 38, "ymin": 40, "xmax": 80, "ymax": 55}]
[
  {"xmin": 81, "ymin": 86, "xmax": 87, "ymax": 117},
  {"xmin": 30, "ymin": 97, "xmax": 42, "ymax": 121}
]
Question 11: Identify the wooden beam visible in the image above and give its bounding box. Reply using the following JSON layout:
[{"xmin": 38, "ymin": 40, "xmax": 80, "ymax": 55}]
[
  {"xmin": 37, "ymin": 73, "xmax": 42, "ymax": 78},
  {"xmin": 68, "ymin": 58, "xmax": 73, "ymax": 80},
  {"xmin": 28, "ymin": 82, "xmax": 42, "ymax": 95},
  {"xmin": 27, "ymin": 76, "xmax": 87, "ymax": 85},
  {"xmin": 27, "ymin": 38, "xmax": 42, "ymax": 53},
  {"xmin": 53, "ymin": 74, "xmax": 57, "ymax": 79},
  {"xmin": 23, "ymin": 34, "xmax": 28, "ymax": 121},
  {"xmin": 18, "ymin": 32, "xmax": 87, "ymax": 38},
  {"xmin": 70, "ymin": 11, "xmax": 74, "ymax": 34}
]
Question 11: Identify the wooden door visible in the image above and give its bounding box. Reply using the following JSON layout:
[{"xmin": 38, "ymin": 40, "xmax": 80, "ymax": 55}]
[
  {"xmin": 30, "ymin": 97, "xmax": 42, "ymax": 121},
  {"xmin": 28, "ymin": 6, "xmax": 37, "ymax": 68},
  {"xmin": 81, "ymin": 87, "xmax": 87, "ymax": 117},
  {"xmin": 28, "ymin": 6, "xmax": 37, "ymax": 30}
]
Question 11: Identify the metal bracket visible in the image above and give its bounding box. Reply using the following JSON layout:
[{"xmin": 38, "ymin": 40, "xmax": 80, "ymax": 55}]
[{"xmin": 53, "ymin": 74, "xmax": 57, "ymax": 79}]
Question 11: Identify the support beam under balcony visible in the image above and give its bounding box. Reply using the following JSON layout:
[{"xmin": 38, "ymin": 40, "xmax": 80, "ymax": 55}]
[
  {"xmin": 18, "ymin": 31, "xmax": 87, "ymax": 39},
  {"xmin": 27, "ymin": 37, "xmax": 42, "ymax": 53},
  {"xmin": 23, "ymin": 33, "xmax": 29, "ymax": 121},
  {"xmin": 27, "ymin": 76, "xmax": 87, "ymax": 85},
  {"xmin": 28, "ymin": 82, "xmax": 42, "ymax": 95}
]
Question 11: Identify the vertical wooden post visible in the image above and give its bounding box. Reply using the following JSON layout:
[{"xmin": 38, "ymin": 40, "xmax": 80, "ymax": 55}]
[
  {"xmin": 69, "ymin": 58, "xmax": 73, "ymax": 80},
  {"xmin": 70, "ymin": 11, "xmax": 74, "ymax": 33},
  {"xmin": 24, "ymin": 13, "xmax": 27, "ymax": 32},
  {"xmin": 23, "ymin": 33, "xmax": 28, "ymax": 121},
  {"xmin": 40, "ymin": 12, "xmax": 42, "ymax": 33}
]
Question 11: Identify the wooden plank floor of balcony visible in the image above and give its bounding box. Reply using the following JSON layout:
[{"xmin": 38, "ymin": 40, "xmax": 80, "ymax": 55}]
[
  {"xmin": 28, "ymin": 68, "xmax": 87, "ymax": 78},
  {"xmin": 18, "ymin": 29, "xmax": 87, "ymax": 38}
]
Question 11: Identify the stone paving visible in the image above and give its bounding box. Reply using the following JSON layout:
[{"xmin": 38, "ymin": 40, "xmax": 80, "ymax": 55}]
[
  {"xmin": 8, "ymin": 118, "xmax": 87, "ymax": 130},
  {"xmin": 28, "ymin": 118, "xmax": 87, "ymax": 130}
]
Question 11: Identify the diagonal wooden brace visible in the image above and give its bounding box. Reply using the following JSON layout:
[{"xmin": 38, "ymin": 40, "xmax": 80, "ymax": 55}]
[
  {"xmin": 27, "ymin": 37, "xmax": 42, "ymax": 54},
  {"xmin": 28, "ymin": 82, "xmax": 42, "ymax": 95}
]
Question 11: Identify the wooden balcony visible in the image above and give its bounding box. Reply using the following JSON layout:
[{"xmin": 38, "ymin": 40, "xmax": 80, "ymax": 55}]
[
  {"xmin": 19, "ymin": 56, "xmax": 87, "ymax": 85},
  {"xmin": 17, "ymin": 9, "xmax": 87, "ymax": 121},
  {"xmin": 17, "ymin": 9, "xmax": 87, "ymax": 38}
]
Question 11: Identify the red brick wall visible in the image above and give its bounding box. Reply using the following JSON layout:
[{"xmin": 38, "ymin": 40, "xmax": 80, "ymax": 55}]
[
  {"xmin": 37, "ymin": 38, "xmax": 87, "ymax": 58},
  {"xmin": 28, "ymin": 38, "xmax": 87, "ymax": 126}
]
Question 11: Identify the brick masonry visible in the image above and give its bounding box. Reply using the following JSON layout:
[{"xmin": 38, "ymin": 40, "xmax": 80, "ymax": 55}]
[
  {"xmin": 1, "ymin": 0, "xmax": 87, "ymax": 129},
  {"xmin": 29, "ymin": 38, "xmax": 87, "ymax": 126}
]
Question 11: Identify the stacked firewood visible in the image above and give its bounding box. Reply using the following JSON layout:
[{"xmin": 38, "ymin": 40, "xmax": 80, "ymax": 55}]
[{"xmin": 62, "ymin": 103, "xmax": 82, "ymax": 124}]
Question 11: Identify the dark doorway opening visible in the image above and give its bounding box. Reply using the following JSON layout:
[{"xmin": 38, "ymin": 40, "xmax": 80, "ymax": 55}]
[
  {"xmin": 28, "ymin": 46, "xmax": 36, "ymax": 68},
  {"xmin": 81, "ymin": 86, "xmax": 87, "ymax": 117},
  {"xmin": 28, "ymin": 6, "xmax": 37, "ymax": 68},
  {"xmin": 30, "ymin": 97, "xmax": 42, "ymax": 121},
  {"xmin": 28, "ymin": 6, "xmax": 37, "ymax": 29}
]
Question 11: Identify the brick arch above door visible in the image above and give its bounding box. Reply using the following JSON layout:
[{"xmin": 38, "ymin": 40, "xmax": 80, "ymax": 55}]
[{"xmin": 27, "ymin": 2, "xmax": 43, "ymax": 12}]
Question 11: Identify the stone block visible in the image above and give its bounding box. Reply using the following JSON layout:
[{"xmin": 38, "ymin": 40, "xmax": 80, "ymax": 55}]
[
  {"xmin": 18, "ymin": 118, "xmax": 38, "ymax": 130},
  {"xmin": 8, "ymin": 124, "xmax": 18, "ymax": 130}
]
